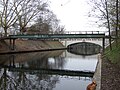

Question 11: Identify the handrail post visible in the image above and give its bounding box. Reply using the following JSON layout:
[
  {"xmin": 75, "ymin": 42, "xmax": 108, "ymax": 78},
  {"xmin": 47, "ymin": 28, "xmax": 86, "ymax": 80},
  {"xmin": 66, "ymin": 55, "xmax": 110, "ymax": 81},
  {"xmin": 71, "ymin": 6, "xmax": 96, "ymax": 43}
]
[
  {"xmin": 97, "ymin": 31, "xmax": 99, "ymax": 34},
  {"xmin": 92, "ymin": 31, "xmax": 93, "ymax": 34}
]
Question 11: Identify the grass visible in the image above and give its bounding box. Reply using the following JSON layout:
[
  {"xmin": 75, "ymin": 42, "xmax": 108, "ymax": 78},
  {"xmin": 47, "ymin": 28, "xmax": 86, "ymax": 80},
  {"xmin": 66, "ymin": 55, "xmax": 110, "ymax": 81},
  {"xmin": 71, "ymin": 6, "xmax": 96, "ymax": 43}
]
[{"xmin": 105, "ymin": 39, "xmax": 120, "ymax": 66}]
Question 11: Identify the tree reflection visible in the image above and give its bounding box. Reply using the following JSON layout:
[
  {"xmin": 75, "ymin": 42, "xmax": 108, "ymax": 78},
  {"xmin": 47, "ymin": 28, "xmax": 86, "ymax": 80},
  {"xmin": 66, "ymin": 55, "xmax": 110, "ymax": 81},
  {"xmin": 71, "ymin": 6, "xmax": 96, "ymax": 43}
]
[
  {"xmin": 0, "ymin": 67, "xmax": 60, "ymax": 90},
  {"xmin": 0, "ymin": 50, "xmax": 65, "ymax": 90},
  {"xmin": 0, "ymin": 68, "xmax": 17, "ymax": 90}
]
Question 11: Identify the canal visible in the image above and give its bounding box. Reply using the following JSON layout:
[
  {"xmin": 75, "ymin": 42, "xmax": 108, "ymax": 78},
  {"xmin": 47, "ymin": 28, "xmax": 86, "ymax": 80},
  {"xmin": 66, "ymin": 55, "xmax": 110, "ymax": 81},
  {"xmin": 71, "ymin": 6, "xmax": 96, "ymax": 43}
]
[{"xmin": 0, "ymin": 43, "xmax": 100, "ymax": 90}]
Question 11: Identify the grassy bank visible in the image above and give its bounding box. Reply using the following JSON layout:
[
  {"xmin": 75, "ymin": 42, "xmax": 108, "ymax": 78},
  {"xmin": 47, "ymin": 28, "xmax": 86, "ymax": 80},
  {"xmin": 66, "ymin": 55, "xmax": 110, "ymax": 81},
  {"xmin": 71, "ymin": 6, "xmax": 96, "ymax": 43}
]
[
  {"xmin": 104, "ymin": 39, "xmax": 120, "ymax": 66},
  {"xmin": 101, "ymin": 39, "xmax": 120, "ymax": 90}
]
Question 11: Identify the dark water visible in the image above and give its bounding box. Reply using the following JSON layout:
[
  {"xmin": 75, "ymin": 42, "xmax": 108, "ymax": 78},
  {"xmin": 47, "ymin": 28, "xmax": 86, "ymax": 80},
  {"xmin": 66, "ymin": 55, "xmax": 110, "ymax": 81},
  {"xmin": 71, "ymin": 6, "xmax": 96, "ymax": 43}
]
[{"xmin": 0, "ymin": 43, "xmax": 100, "ymax": 90}]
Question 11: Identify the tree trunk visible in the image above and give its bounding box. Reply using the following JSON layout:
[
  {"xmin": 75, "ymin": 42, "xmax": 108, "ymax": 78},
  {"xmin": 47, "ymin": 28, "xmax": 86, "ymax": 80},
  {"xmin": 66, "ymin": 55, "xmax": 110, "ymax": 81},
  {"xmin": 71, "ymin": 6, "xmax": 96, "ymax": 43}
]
[
  {"xmin": 115, "ymin": 0, "xmax": 118, "ymax": 47},
  {"xmin": 4, "ymin": 28, "xmax": 8, "ymax": 37},
  {"xmin": 105, "ymin": 0, "xmax": 112, "ymax": 50}
]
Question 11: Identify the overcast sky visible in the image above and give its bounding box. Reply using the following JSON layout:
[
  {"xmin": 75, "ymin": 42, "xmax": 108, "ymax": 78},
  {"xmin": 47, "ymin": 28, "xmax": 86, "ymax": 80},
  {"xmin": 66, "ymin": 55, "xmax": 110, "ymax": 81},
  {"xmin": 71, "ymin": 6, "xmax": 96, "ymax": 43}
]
[{"xmin": 49, "ymin": 0, "xmax": 106, "ymax": 32}]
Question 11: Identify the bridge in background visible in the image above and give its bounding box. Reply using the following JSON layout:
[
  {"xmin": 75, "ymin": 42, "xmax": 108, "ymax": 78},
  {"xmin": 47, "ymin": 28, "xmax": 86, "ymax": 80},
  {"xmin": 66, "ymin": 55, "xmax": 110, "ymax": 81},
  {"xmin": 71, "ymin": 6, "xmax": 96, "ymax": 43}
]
[
  {"xmin": 60, "ymin": 38, "xmax": 103, "ymax": 47},
  {"xmin": 9, "ymin": 31, "xmax": 106, "ymax": 39},
  {"xmin": 6, "ymin": 31, "xmax": 107, "ymax": 51}
]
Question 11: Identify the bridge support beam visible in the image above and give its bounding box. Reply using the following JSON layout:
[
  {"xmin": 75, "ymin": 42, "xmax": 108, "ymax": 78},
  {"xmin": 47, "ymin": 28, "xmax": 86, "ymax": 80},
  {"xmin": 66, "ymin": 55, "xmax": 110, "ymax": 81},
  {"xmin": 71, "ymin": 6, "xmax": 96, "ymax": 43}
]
[{"xmin": 102, "ymin": 37, "xmax": 105, "ymax": 52}]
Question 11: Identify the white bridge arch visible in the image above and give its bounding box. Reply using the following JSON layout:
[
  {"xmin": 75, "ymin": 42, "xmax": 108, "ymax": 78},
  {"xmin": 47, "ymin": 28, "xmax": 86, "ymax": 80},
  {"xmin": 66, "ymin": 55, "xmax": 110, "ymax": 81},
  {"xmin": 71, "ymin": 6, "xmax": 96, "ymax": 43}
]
[
  {"xmin": 60, "ymin": 38, "xmax": 104, "ymax": 47},
  {"xmin": 60, "ymin": 38, "xmax": 102, "ymax": 47}
]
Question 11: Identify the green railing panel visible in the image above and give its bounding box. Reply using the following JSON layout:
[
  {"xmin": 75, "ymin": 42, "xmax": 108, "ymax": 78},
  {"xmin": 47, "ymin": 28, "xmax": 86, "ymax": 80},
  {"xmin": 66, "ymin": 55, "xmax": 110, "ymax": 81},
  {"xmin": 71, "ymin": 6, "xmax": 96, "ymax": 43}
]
[{"xmin": 9, "ymin": 34, "xmax": 105, "ymax": 39}]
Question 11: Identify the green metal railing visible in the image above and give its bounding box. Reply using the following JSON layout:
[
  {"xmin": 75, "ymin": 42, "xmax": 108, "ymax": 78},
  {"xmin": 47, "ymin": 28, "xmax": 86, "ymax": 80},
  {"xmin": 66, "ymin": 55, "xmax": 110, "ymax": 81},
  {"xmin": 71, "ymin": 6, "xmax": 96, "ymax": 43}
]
[
  {"xmin": 8, "ymin": 31, "xmax": 106, "ymax": 50},
  {"xmin": 9, "ymin": 33, "xmax": 105, "ymax": 39}
]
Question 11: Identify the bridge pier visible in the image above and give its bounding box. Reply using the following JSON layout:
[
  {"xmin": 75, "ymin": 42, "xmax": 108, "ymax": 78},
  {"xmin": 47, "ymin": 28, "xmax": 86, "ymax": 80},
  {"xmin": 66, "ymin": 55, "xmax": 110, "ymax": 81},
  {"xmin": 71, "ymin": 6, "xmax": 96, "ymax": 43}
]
[
  {"xmin": 102, "ymin": 38, "xmax": 105, "ymax": 52},
  {"xmin": 10, "ymin": 38, "xmax": 16, "ymax": 50}
]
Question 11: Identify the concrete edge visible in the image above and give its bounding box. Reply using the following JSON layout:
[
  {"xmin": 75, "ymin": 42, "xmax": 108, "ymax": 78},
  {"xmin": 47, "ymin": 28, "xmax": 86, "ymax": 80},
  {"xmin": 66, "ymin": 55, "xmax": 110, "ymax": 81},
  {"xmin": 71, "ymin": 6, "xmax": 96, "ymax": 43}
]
[{"xmin": 93, "ymin": 54, "xmax": 101, "ymax": 90}]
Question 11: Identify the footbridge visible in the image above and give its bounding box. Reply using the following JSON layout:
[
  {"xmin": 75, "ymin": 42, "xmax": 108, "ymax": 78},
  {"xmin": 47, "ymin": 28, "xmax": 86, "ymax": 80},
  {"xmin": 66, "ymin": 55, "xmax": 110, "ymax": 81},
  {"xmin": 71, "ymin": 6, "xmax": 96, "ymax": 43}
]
[{"xmin": 8, "ymin": 31, "xmax": 106, "ymax": 51}]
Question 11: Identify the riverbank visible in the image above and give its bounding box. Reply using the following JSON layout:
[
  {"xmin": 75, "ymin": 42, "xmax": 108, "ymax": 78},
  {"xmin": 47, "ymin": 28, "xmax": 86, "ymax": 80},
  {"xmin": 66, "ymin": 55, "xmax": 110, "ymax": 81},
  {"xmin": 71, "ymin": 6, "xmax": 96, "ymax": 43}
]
[
  {"xmin": 101, "ymin": 39, "xmax": 120, "ymax": 90},
  {"xmin": 101, "ymin": 56, "xmax": 120, "ymax": 90},
  {"xmin": 0, "ymin": 39, "xmax": 66, "ymax": 54}
]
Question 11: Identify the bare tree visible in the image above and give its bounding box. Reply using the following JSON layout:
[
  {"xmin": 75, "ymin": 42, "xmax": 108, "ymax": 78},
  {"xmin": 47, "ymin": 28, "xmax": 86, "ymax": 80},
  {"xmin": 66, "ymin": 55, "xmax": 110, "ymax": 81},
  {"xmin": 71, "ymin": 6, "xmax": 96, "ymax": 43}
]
[
  {"xmin": 115, "ymin": 0, "xmax": 119, "ymax": 46},
  {"xmin": 0, "ymin": 0, "xmax": 49, "ymax": 36},
  {"xmin": 0, "ymin": 0, "xmax": 23, "ymax": 36},
  {"xmin": 105, "ymin": 0, "xmax": 112, "ymax": 50},
  {"xmin": 29, "ymin": 10, "xmax": 65, "ymax": 34},
  {"xmin": 88, "ymin": 0, "xmax": 120, "ymax": 49},
  {"xmin": 88, "ymin": 0, "xmax": 112, "ymax": 50},
  {"xmin": 54, "ymin": 25, "xmax": 65, "ymax": 34},
  {"xmin": 14, "ymin": 0, "xmax": 48, "ymax": 34}
]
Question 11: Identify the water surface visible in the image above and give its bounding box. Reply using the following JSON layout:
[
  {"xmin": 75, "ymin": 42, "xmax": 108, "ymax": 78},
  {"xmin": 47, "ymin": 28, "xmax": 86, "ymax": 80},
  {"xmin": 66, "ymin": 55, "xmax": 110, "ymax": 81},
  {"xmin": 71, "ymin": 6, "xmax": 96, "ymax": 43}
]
[{"xmin": 0, "ymin": 50, "xmax": 98, "ymax": 90}]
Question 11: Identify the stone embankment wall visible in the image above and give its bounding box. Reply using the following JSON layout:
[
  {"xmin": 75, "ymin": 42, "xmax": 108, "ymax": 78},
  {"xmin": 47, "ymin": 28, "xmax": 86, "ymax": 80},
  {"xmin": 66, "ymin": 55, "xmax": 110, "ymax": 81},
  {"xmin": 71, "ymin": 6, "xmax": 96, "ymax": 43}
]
[{"xmin": 0, "ymin": 39, "xmax": 65, "ymax": 53}]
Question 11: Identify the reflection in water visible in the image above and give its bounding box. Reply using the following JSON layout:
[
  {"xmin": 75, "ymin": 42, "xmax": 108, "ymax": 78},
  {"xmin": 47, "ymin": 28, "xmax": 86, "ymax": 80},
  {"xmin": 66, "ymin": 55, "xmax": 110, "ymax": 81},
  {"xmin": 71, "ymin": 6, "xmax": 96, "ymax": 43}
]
[
  {"xmin": 0, "ymin": 51, "xmax": 64, "ymax": 90},
  {"xmin": 0, "ymin": 68, "xmax": 60, "ymax": 90},
  {"xmin": 0, "ymin": 50, "xmax": 97, "ymax": 90},
  {"xmin": 67, "ymin": 42, "xmax": 102, "ymax": 55}
]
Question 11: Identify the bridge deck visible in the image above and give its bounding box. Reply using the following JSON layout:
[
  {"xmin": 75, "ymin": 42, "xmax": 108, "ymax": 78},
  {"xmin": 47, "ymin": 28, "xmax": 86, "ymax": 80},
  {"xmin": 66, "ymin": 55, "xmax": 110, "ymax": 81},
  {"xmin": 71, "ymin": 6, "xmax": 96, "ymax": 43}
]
[{"xmin": 9, "ymin": 34, "xmax": 105, "ymax": 39}]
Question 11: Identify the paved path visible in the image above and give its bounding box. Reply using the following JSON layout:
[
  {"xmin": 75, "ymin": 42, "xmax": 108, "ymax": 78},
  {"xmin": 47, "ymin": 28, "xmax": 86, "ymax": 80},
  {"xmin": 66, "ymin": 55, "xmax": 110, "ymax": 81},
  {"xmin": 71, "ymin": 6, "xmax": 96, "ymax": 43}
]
[{"xmin": 93, "ymin": 54, "xmax": 101, "ymax": 90}]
